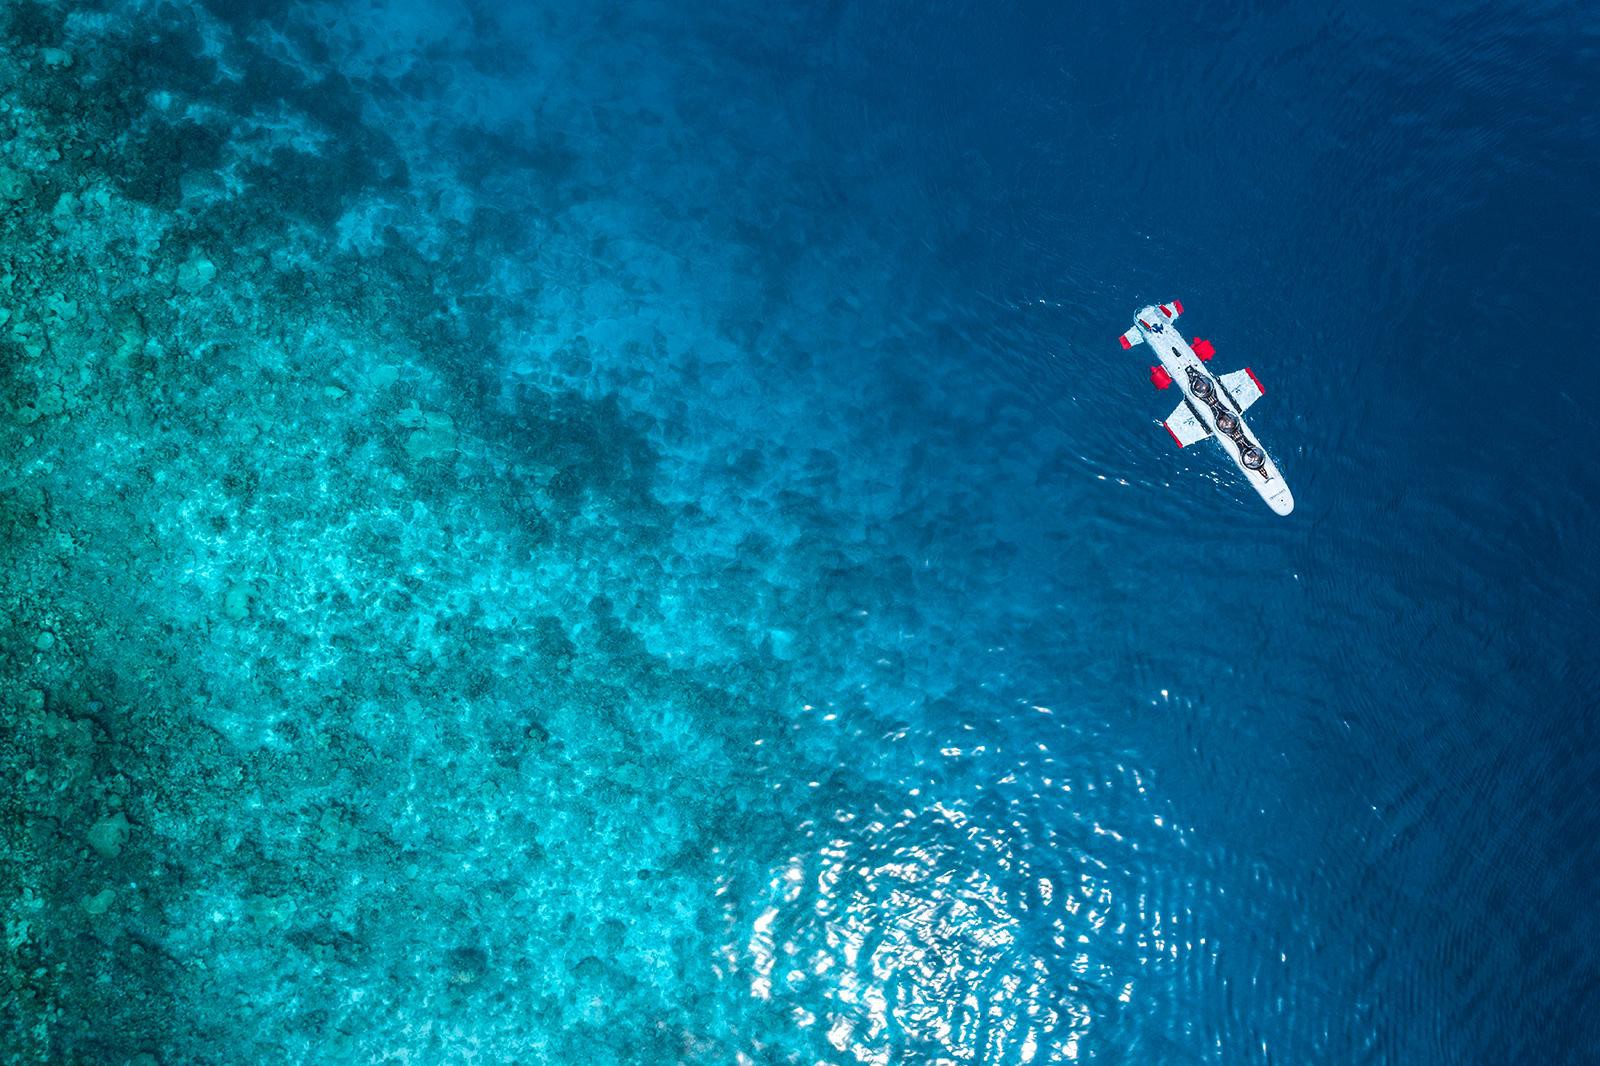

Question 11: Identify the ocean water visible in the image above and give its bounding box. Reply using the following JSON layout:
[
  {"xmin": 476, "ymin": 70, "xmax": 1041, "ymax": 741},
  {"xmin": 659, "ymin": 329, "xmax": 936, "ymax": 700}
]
[{"xmin": 2, "ymin": 0, "xmax": 1598, "ymax": 1063}]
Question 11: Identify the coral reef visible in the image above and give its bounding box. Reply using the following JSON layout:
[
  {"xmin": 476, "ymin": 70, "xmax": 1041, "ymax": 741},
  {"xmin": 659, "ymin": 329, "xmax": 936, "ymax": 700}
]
[{"xmin": 0, "ymin": 2, "xmax": 1247, "ymax": 1063}]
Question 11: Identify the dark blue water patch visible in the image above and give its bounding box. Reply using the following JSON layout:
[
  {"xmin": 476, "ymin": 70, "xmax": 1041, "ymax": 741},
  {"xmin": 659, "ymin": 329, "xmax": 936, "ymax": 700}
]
[{"xmin": 578, "ymin": 2, "xmax": 1600, "ymax": 1060}]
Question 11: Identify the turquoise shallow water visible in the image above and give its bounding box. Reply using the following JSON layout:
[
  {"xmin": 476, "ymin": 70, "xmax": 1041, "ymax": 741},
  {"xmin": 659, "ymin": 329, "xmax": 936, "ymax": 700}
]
[{"xmin": 3, "ymin": 0, "xmax": 1599, "ymax": 1063}]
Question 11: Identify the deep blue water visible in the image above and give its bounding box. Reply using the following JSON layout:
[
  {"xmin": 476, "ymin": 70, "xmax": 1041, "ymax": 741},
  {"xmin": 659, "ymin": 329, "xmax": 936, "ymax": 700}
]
[{"xmin": 3, "ymin": 0, "xmax": 1598, "ymax": 1062}]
